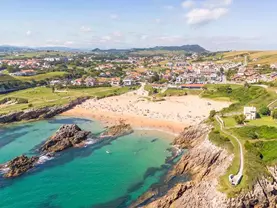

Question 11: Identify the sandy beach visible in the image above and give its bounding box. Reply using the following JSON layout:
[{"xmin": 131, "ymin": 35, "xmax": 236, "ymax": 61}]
[{"xmin": 62, "ymin": 87, "xmax": 230, "ymax": 135}]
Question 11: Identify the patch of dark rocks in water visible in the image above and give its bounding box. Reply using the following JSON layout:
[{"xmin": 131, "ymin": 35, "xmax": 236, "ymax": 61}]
[
  {"xmin": 101, "ymin": 122, "xmax": 133, "ymax": 138},
  {"xmin": 0, "ymin": 122, "xmax": 134, "ymax": 179},
  {"xmin": 1, "ymin": 155, "xmax": 39, "ymax": 178},
  {"xmin": 40, "ymin": 124, "xmax": 91, "ymax": 153}
]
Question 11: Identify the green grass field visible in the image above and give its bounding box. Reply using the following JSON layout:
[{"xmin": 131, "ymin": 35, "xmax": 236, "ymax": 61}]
[
  {"xmin": 247, "ymin": 116, "xmax": 277, "ymax": 128},
  {"xmin": 214, "ymin": 50, "xmax": 277, "ymax": 66},
  {"xmin": 206, "ymin": 84, "xmax": 277, "ymax": 197},
  {"xmin": 160, "ymin": 88, "xmax": 202, "ymax": 96},
  {"xmin": 15, "ymin": 72, "xmax": 68, "ymax": 81},
  {"xmin": 4, "ymin": 51, "xmax": 72, "ymax": 59},
  {"xmin": 0, "ymin": 86, "xmax": 130, "ymax": 115}
]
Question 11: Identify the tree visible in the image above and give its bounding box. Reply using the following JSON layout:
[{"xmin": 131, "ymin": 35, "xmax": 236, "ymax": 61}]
[
  {"xmin": 234, "ymin": 114, "xmax": 246, "ymax": 125},
  {"xmin": 259, "ymin": 105, "xmax": 271, "ymax": 116}
]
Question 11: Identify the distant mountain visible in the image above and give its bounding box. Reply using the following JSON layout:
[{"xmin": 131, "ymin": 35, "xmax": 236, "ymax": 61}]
[
  {"xmin": 0, "ymin": 45, "xmax": 35, "ymax": 53},
  {"xmin": 0, "ymin": 45, "xmax": 84, "ymax": 53},
  {"xmin": 92, "ymin": 44, "xmax": 208, "ymax": 54},
  {"xmin": 0, "ymin": 44, "xmax": 207, "ymax": 54},
  {"xmin": 149, "ymin": 45, "xmax": 208, "ymax": 53},
  {"xmin": 35, "ymin": 47, "xmax": 83, "ymax": 52}
]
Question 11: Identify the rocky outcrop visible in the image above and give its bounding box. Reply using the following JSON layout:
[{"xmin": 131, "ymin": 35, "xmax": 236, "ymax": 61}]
[
  {"xmin": 40, "ymin": 124, "xmax": 90, "ymax": 153},
  {"xmin": 101, "ymin": 122, "xmax": 133, "ymax": 138},
  {"xmin": 2, "ymin": 155, "xmax": 39, "ymax": 178},
  {"xmin": 0, "ymin": 97, "xmax": 89, "ymax": 124},
  {"xmin": 172, "ymin": 124, "xmax": 210, "ymax": 149},
  {"xmin": 133, "ymin": 124, "xmax": 277, "ymax": 208}
]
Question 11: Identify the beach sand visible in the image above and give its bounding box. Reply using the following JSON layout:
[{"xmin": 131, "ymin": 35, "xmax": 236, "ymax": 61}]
[{"xmin": 62, "ymin": 89, "xmax": 230, "ymax": 135}]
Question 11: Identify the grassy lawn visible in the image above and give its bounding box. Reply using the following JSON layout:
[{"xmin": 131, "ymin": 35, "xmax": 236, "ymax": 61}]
[
  {"xmin": 15, "ymin": 72, "xmax": 68, "ymax": 81},
  {"xmin": 0, "ymin": 86, "xmax": 130, "ymax": 114},
  {"xmin": 4, "ymin": 51, "xmax": 72, "ymax": 59},
  {"xmin": 231, "ymin": 125, "xmax": 277, "ymax": 140},
  {"xmin": 0, "ymin": 74, "xmax": 18, "ymax": 82},
  {"xmin": 247, "ymin": 116, "xmax": 277, "ymax": 128},
  {"xmin": 159, "ymin": 88, "xmax": 202, "ymax": 97},
  {"xmin": 222, "ymin": 117, "xmax": 237, "ymax": 128},
  {"xmin": 203, "ymin": 85, "xmax": 277, "ymax": 114}
]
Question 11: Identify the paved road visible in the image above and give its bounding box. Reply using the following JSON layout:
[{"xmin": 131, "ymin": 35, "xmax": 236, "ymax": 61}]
[{"xmin": 215, "ymin": 115, "xmax": 244, "ymax": 186}]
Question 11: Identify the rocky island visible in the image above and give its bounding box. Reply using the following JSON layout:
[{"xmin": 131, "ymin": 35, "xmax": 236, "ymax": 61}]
[
  {"xmin": 40, "ymin": 124, "xmax": 91, "ymax": 153},
  {"xmin": 101, "ymin": 121, "xmax": 133, "ymax": 138},
  {"xmin": 1, "ymin": 155, "xmax": 39, "ymax": 178}
]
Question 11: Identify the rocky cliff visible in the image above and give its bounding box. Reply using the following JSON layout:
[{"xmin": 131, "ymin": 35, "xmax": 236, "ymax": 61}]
[
  {"xmin": 0, "ymin": 97, "xmax": 89, "ymax": 124},
  {"xmin": 132, "ymin": 124, "xmax": 277, "ymax": 208},
  {"xmin": 40, "ymin": 124, "xmax": 91, "ymax": 153}
]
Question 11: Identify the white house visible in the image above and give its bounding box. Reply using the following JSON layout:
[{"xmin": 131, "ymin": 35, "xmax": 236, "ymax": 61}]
[
  {"xmin": 244, "ymin": 106, "xmax": 257, "ymax": 120},
  {"xmin": 123, "ymin": 78, "xmax": 135, "ymax": 86},
  {"xmin": 175, "ymin": 76, "xmax": 184, "ymax": 84}
]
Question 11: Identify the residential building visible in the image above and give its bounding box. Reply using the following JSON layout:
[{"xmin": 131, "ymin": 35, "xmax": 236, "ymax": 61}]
[{"xmin": 244, "ymin": 106, "xmax": 257, "ymax": 120}]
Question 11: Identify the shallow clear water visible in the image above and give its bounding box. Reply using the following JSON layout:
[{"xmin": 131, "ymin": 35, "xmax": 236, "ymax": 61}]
[{"xmin": 0, "ymin": 117, "xmax": 173, "ymax": 208}]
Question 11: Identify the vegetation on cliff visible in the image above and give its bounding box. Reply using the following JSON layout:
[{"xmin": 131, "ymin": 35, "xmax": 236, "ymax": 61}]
[{"xmin": 205, "ymin": 84, "xmax": 277, "ymax": 197}]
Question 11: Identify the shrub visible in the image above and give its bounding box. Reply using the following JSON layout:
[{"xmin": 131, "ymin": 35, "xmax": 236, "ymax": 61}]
[
  {"xmin": 259, "ymin": 105, "xmax": 271, "ymax": 116},
  {"xmin": 209, "ymin": 110, "xmax": 216, "ymax": 118},
  {"xmin": 234, "ymin": 114, "xmax": 246, "ymax": 125}
]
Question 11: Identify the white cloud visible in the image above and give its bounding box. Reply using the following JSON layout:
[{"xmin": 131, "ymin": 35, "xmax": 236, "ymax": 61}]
[
  {"xmin": 140, "ymin": 35, "xmax": 148, "ymax": 40},
  {"xmin": 100, "ymin": 36, "xmax": 112, "ymax": 43},
  {"xmin": 163, "ymin": 5, "xmax": 175, "ymax": 10},
  {"xmin": 204, "ymin": 0, "xmax": 233, "ymax": 8},
  {"xmin": 45, "ymin": 39, "xmax": 74, "ymax": 47},
  {"xmin": 112, "ymin": 31, "xmax": 122, "ymax": 37},
  {"xmin": 80, "ymin": 26, "xmax": 92, "ymax": 32},
  {"xmin": 110, "ymin": 14, "xmax": 119, "ymax": 20},
  {"xmin": 186, "ymin": 8, "xmax": 228, "ymax": 25},
  {"xmin": 64, "ymin": 41, "xmax": 74, "ymax": 45},
  {"xmin": 155, "ymin": 18, "xmax": 161, "ymax": 23},
  {"xmin": 26, "ymin": 30, "xmax": 32, "ymax": 36},
  {"xmin": 182, "ymin": 0, "xmax": 194, "ymax": 9}
]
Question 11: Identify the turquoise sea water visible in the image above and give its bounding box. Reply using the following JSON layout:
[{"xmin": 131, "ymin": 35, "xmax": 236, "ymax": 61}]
[{"xmin": 0, "ymin": 117, "xmax": 174, "ymax": 208}]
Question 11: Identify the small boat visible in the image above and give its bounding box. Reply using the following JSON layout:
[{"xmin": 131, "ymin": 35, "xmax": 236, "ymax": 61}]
[{"xmin": 106, "ymin": 150, "xmax": 111, "ymax": 154}]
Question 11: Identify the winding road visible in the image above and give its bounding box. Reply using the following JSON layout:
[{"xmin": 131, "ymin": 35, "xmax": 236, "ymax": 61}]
[{"xmin": 215, "ymin": 115, "xmax": 244, "ymax": 186}]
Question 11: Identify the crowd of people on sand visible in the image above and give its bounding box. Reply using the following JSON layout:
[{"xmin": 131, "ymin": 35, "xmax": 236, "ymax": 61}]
[{"xmin": 76, "ymin": 92, "xmax": 230, "ymax": 125}]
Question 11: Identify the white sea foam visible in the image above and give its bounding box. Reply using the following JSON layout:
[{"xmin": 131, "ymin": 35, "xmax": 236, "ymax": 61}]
[
  {"xmin": 84, "ymin": 138, "xmax": 98, "ymax": 147},
  {"xmin": 0, "ymin": 166, "xmax": 10, "ymax": 174},
  {"xmin": 36, "ymin": 155, "xmax": 53, "ymax": 165}
]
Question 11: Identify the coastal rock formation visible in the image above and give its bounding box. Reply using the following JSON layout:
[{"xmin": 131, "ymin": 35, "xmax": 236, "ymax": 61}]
[
  {"xmin": 133, "ymin": 124, "xmax": 277, "ymax": 208},
  {"xmin": 172, "ymin": 123, "xmax": 210, "ymax": 149},
  {"xmin": 40, "ymin": 124, "xmax": 90, "ymax": 153},
  {"xmin": 0, "ymin": 97, "xmax": 89, "ymax": 124},
  {"xmin": 101, "ymin": 121, "xmax": 133, "ymax": 138},
  {"xmin": 2, "ymin": 155, "xmax": 39, "ymax": 178}
]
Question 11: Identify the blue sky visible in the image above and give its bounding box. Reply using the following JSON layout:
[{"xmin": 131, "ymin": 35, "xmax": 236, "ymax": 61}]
[{"xmin": 0, "ymin": 0, "xmax": 276, "ymax": 51}]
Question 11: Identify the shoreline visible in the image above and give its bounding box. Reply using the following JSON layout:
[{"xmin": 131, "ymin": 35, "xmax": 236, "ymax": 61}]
[{"xmin": 61, "ymin": 107, "xmax": 188, "ymax": 136}]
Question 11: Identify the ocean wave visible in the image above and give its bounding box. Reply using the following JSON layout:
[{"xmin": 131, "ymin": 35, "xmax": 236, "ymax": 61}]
[
  {"xmin": 0, "ymin": 166, "xmax": 10, "ymax": 174},
  {"xmin": 36, "ymin": 155, "xmax": 54, "ymax": 165},
  {"xmin": 84, "ymin": 138, "xmax": 98, "ymax": 147}
]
